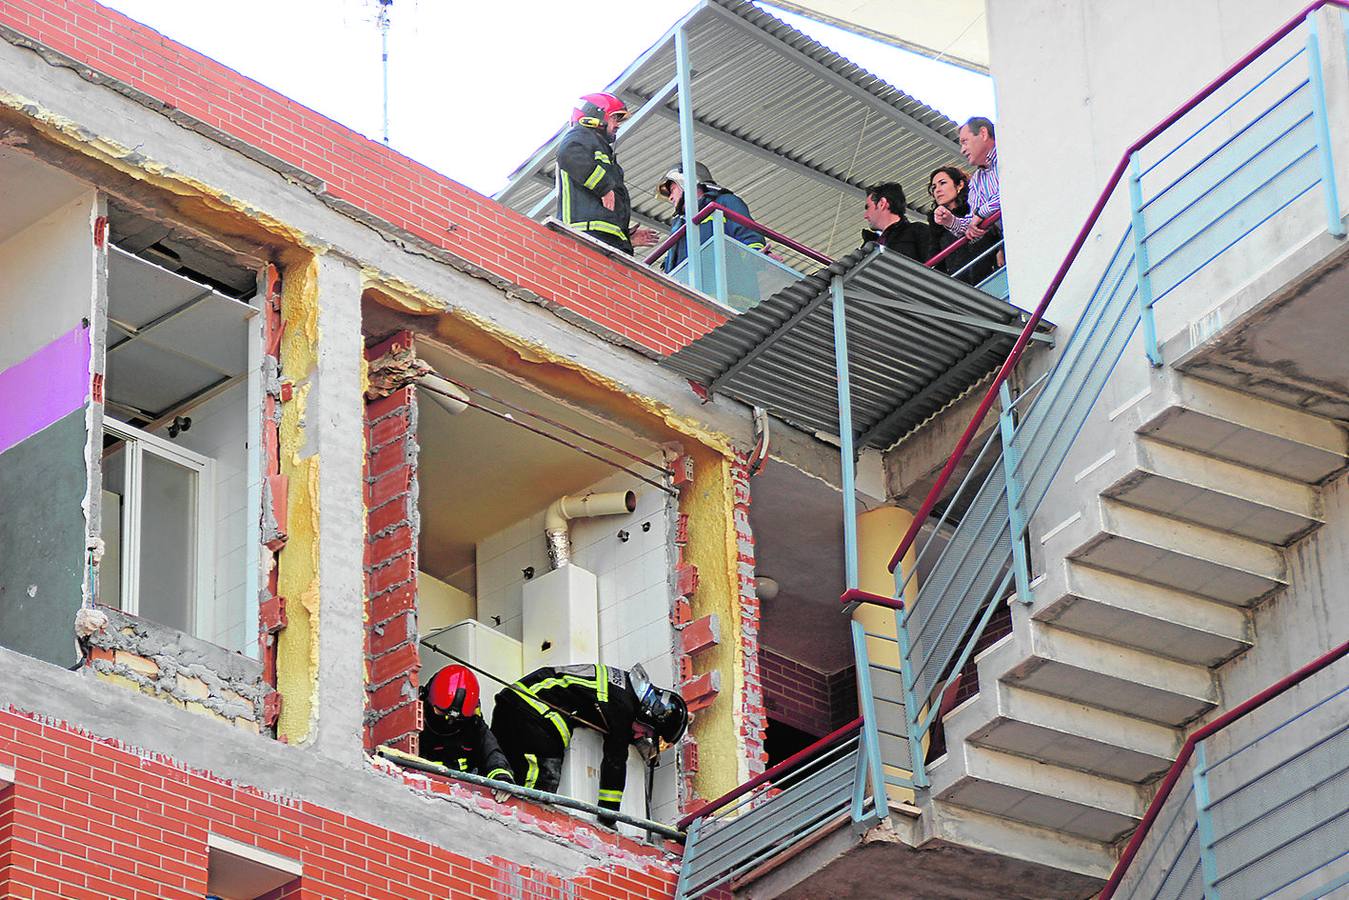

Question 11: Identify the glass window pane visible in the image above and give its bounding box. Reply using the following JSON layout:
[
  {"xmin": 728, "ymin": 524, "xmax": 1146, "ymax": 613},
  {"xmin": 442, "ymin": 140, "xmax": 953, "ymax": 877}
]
[
  {"xmin": 137, "ymin": 452, "xmax": 197, "ymax": 633},
  {"xmin": 100, "ymin": 441, "xmax": 126, "ymax": 611}
]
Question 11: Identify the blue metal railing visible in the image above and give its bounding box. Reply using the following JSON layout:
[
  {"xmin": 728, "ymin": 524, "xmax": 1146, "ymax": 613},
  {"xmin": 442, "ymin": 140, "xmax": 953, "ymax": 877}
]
[
  {"xmin": 1105, "ymin": 642, "xmax": 1349, "ymax": 898},
  {"xmin": 857, "ymin": 3, "xmax": 1347, "ymax": 792}
]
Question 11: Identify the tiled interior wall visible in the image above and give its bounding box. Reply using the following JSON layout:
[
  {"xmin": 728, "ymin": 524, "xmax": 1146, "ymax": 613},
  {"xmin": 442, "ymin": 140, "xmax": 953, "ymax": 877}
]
[
  {"xmin": 156, "ymin": 381, "xmax": 249, "ymax": 652},
  {"xmin": 473, "ymin": 462, "xmax": 678, "ymax": 823}
]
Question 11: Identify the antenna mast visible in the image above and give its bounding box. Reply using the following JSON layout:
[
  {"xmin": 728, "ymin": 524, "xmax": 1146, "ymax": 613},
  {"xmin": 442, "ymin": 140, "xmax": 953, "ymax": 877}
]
[{"xmin": 378, "ymin": 0, "xmax": 393, "ymax": 144}]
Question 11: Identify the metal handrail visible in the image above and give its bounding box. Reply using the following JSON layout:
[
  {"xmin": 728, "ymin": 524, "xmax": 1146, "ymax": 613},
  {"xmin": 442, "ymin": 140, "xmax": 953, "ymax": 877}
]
[
  {"xmin": 922, "ymin": 210, "xmax": 1003, "ymax": 270},
  {"xmin": 1100, "ymin": 639, "xmax": 1349, "ymax": 898},
  {"xmin": 676, "ymin": 716, "xmax": 862, "ymax": 829},
  {"xmin": 886, "ymin": 0, "xmax": 1349, "ymax": 573},
  {"xmin": 643, "ymin": 201, "xmax": 835, "ymax": 268}
]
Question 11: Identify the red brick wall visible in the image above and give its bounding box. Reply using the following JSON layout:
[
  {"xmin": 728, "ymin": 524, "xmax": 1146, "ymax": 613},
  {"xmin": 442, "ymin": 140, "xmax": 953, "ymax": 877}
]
[
  {"xmin": 761, "ymin": 650, "xmax": 857, "ymax": 738},
  {"xmin": 363, "ymin": 334, "xmax": 422, "ymax": 755},
  {"xmin": 0, "ymin": 0, "xmax": 727, "ymax": 356},
  {"xmin": 731, "ymin": 459, "xmax": 768, "ymax": 779},
  {"xmin": 0, "ymin": 709, "xmax": 679, "ymax": 899}
]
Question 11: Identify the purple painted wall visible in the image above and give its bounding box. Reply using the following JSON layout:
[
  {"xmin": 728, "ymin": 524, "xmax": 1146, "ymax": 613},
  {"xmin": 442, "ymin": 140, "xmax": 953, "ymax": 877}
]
[{"xmin": 0, "ymin": 326, "xmax": 90, "ymax": 455}]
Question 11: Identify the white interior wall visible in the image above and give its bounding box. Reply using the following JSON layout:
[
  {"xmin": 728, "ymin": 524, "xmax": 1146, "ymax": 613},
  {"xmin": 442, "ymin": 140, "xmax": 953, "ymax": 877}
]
[
  {"xmin": 153, "ymin": 382, "xmax": 248, "ymax": 651},
  {"xmin": 0, "ymin": 191, "xmax": 97, "ymax": 370},
  {"xmin": 474, "ymin": 461, "xmax": 679, "ymax": 824}
]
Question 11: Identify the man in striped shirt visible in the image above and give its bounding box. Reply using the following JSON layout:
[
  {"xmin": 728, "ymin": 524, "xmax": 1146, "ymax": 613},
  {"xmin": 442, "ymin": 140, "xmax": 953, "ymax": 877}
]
[{"xmin": 935, "ymin": 116, "xmax": 1000, "ymax": 243}]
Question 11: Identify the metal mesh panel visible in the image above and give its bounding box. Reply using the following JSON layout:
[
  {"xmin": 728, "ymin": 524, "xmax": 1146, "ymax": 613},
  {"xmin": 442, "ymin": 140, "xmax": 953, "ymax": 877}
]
[
  {"xmin": 868, "ymin": 663, "xmax": 912, "ymax": 771},
  {"xmin": 680, "ymin": 742, "xmax": 861, "ymax": 898},
  {"xmin": 1119, "ymin": 780, "xmax": 1202, "ymax": 900}
]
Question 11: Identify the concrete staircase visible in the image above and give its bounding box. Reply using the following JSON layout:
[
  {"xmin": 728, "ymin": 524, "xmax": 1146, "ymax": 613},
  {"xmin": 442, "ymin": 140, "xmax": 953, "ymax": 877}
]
[{"xmin": 922, "ymin": 369, "xmax": 1349, "ymax": 872}]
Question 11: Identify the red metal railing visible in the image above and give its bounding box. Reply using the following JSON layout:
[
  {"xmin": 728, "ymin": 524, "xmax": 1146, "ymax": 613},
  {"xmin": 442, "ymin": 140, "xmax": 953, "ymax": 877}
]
[
  {"xmin": 1101, "ymin": 639, "xmax": 1349, "ymax": 898},
  {"xmin": 643, "ymin": 201, "xmax": 835, "ymax": 268},
  {"xmin": 887, "ymin": 0, "xmax": 1349, "ymax": 573},
  {"xmin": 676, "ymin": 716, "xmax": 862, "ymax": 830}
]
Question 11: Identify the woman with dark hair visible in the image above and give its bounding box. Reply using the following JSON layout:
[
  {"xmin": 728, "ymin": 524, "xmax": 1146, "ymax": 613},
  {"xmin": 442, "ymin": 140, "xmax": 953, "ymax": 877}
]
[{"xmin": 926, "ymin": 166, "xmax": 1000, "ymax": 285}]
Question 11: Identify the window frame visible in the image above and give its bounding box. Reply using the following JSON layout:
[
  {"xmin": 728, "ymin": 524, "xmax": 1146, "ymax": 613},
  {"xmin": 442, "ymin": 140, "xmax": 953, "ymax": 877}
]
[{"xmin": 102, "ymin": 416, "xmax": 216, "ymax": 635}]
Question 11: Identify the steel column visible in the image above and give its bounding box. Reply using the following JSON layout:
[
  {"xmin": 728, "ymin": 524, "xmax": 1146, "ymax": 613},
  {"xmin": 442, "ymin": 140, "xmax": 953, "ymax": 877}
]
[
  {"xmin": 895, "ymin": 567, "xmax": 928, "ymax": 789},
  {"xmin": 1192, "ymin": 741, "xmax": 1221, "ymax": 898},
  {"xmin": 675, "ymin": 25, "xmax": 703, "ymax": 292},
  {"xmin": 1308, "ymin": 13, "xmax": 1347, "ymax": 237},
  {"xmin": 998, "ymin": 382, "xmax": 1032, "ymax": 604},
  {"xmin": 1127, "ymin": 152, "xmax": 1163, "ymax": 366},
  {"xmin": 712, "ymin": 210, "xmax": 730, "ymax": 306}
]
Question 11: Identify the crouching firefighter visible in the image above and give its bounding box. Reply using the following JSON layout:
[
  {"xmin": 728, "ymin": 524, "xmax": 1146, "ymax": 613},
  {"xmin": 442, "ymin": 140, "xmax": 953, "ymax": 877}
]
[
  {"xmin": 490, "ymin": 663, "xmax": 688, "ymax": 824},
  {"xmin": 419, "ymin": 664, "xmax": 515, "ymax": 786}
]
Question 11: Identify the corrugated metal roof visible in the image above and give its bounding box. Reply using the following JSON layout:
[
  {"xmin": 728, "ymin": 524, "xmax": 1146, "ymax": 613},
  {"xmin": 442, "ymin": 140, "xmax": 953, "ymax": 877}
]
[
  {"xmin": 663, "ymin": 246, "xmax": 1052, "ymax": 450},
  {"xmin": 496, "ymin": 0, "xmax": 967, "ymax": 267}
]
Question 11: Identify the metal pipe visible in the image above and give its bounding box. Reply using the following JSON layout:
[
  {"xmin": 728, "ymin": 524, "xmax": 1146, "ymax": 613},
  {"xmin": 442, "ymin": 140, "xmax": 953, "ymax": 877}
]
[
  {"xmin": 1101, "ymin": 639, "xmax": 1349, "ymax": 898},
  {"xmin": 922, "ymin": 211, "xmax": 1003, "ymax": 269},
  {"xmin": 643, "ymin": 201, "xmax": 835, "ymax": 268},
  {"xmin": 377, "ymin": 747, "xmax": 683, "ymax": 841},
  {"xmin": 544, "ymin": 490, "xmax": 637, "ymax": 569},
  {"xmin": 675, "ymin": 24, "xmax": 702, "ymax": 294},
  {"xmin": 676, "ymin": 717, "xmax": 862, "ymax": 829},
  {"xmin": 888, "ymin": 0, "xmax": 1349, "ymax": 573}
]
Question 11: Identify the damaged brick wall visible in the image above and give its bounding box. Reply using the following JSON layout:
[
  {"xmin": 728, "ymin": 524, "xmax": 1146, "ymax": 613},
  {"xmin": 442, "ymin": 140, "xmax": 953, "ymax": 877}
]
[
  {"xmin": 731, "ymin": 457, "xmax": 767, "ymax": 781},
  {"xmin": 362, "ymin": 332, "xmax": 423, "ymax": 754},
  {"xmin": 84, "ymin": 607, "xmax": 266, "ymax": 733},
  {"xmin": 0, "ymin": 708, "xmax": 681, "ymax": 899}
]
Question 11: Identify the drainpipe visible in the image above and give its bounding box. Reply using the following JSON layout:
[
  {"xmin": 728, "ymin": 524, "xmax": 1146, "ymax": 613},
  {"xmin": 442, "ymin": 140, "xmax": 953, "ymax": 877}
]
[
  {"xmin": 416, "ymin": 373, "xmax": 469, "ymax": 415},
  {"xmin": 545, "ymin": 491, "xmax": 636, "ymax": 569}
]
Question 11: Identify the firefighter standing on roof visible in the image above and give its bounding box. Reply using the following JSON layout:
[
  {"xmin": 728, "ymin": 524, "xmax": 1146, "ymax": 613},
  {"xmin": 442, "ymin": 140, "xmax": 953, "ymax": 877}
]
[
  {"xmin": 490, "ymin": 663, "xmax": 687, "ymax": 824},
  {"xmin": 555, "ymin": 92, "xmax": 657, "ymax": 254}
]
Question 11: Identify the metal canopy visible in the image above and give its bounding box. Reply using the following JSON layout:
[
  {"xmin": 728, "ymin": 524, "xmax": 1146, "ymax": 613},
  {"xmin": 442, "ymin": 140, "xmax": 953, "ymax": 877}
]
[
  {"xmin": 496, "ymin": 0, "xmax": 966, "ymax": 265},
  {"xmin": 663, "ymin": 246, "xmax": 1053, "ymax": 450}
]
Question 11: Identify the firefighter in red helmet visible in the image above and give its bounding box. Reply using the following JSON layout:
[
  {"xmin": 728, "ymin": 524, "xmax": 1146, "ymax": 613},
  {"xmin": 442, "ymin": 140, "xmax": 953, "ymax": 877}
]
[
  {"xmin": 419, "ymin": 664, "xmax": 515, "ymax": 787},
  {"xmin": 555, "ymin": 92, "xmax": 657, "ymax": 254}
]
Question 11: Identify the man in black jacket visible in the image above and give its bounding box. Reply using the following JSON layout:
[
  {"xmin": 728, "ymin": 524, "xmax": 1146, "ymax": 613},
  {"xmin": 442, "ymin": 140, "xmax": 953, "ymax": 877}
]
[
  {"xmin": 491, "ymin": 663, "xmax": 688, "ymax": 824},
  {"xmin": 419, "ymin": 665, "xmax": 515, "ymax": 785},
  {"xmin": 862, "ymin": 182, "xmax": 931, "ymax": 263},
  {"xmin": 555, "ymin": 92, "xmax": 657, "ymax": 255}
]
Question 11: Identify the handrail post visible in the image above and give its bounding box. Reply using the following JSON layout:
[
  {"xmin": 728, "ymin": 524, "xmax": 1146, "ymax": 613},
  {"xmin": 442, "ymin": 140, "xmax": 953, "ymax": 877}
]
[
  {"xmin": 711, "ymin": 210, "xmax": 730, "ymax": 306},
  {"xmin": 1127, "ymin": 152, "xmax": 1164, "ymax": 367},
  {"xmin": 1192, "ymin": 741, "xmax": 1221, "ymax": 898},
  {"xmin": 895, "ymin": 566, "xmax": 928, "ymax": 789},
  {"xmin": 1307, "ymin": 11, "xmax": 1347, "ymax": 237},
  {"xmin": 833, "ymin": 273, "xmax": 888, "ymax": 816},
  {"xmin": 674, "ymin": 25, "xmax": 703, "ymax": 292},
  {"xmin": 998, "ymin": 382, "xmax": 1033, "ymax": 604},
  {"xmin": 850, "ymin": 730, "xmax": 869, "ymax": 822}
]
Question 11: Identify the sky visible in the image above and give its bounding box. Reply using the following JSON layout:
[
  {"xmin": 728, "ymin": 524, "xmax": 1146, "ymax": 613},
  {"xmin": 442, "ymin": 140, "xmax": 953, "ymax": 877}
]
[{"xmin": 99, "ymin": 0, "xmax": 994, "ymax": 197}]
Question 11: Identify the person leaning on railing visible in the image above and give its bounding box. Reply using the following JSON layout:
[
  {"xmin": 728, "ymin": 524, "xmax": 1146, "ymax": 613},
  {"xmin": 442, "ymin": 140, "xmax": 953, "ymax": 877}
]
[
  {"xmin": 934, "ymin": 116, "xmax": 1004, "ymax": 268},
  {"xmin": 658, "ymin": 162, "xmax": 768, "ymax": 307},
  {"xmin": 861, "ymin": 181, "xmax": 931, "ymax": 262},
  {"xmin": 926, "ymin": 166, "xmax": 1000, "ymax": 284}
]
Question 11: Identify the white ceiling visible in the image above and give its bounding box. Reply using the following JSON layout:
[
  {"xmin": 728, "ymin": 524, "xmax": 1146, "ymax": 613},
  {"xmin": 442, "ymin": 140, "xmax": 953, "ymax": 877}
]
[
  {"xmin": 0, "ymin": 146, "xmax": 90, "ymax": 244},
  {"xmin": 415, "ymin": 342, "xmax": 659, "ymax": 588}
]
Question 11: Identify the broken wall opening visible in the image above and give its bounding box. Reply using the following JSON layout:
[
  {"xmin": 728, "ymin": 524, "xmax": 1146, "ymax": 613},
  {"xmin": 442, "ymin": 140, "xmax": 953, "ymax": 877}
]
[{"xmin": 362, "ymin": 320, "xmax": 684, "ymax": 826}]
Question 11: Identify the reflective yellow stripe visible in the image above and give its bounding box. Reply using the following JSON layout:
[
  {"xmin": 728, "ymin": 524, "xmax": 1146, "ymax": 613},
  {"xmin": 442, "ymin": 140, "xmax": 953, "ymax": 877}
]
[
  {"xmin": 511, "ymin": 681, "xmax": 573, "ymax": 745},
  {"xmin": 487, "ymin": 768, "xmax": 513, "ymax": 782},
  {"xmin": 457, "ymin": 757, "xmax": 469, "ymax": 771},
  {"xmin": 595, "ymin": 664, "xmax": 609, "ymax": 703},
  {"xmin": 746, "ymin": 241, "xmax": 767, "ymax": 251},
  {"xmin": 524, "ymin": 754, "xmax": 539, "ymax": 789},
  {"xmin": 598, "ymin": 788, "xmax": 623, "ymax": 803},
  {"xmin": 559, "ymin": 171, "xmax": 573, "ymax": 224},
  {"xmin": 593, "ymin": 151, "xmax": 612, "ymax": 164},
  {"xmin": 583, "ymin": 164, "xmax": 606, "ymax": 191},
  {"xmin": 579, "ymin": 221, "xmax": 628, "ymax": 240}
]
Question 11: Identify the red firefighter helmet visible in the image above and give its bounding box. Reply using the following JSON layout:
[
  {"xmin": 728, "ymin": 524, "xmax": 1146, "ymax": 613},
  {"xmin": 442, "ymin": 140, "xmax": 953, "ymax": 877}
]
[
  {"xmin": 572, "ymin": 92, "xmax": 629, "ymax": 128},
  {"xmin": 423, "ymin": 664, "xmax": 480, "ymax": 720}
]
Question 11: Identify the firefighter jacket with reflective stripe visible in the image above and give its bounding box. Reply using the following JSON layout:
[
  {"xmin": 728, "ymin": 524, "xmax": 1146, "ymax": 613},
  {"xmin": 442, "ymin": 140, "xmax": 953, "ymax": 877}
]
[
  {"xmin": 555, "ymin": 125, "xmax": 632, "ymax": 247},
  {"xmin": 663, "ymin": 187, "xmax": 765, "ymax": 272},
  {"xmin": 420, "ymin": 711, "xmax": 514, "ymax": 783},
  {"xmin": 507, "ymin": 664, "xmax": 638, "ymax": 811}
]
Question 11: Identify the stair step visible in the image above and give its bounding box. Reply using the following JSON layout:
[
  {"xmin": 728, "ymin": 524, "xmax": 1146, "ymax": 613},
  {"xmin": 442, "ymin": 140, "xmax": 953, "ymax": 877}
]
[
  {"xmin": 1003, "ymin": 623, "xmax": 1217, "ymax": 726},
  {"xmin": 1139, "ymin": 378, "xmax": 1348, "ymax": 484},
  {"xmin": 1070, "ymin": 500, "xmax": 1286, "ymax": 605},
  {"xmin": 962, "ymin": 683, "xmax": 1180, "ymax": 784},
  {"xmin": 1036, "ymin": 562, "xmax": 1252, "ymax": 666},
  {"xmin": 937, "ymin": 745, "xmax": 1146, "ymax": 843},
  {"xmin": 1104, "ymin": 437, "xmax": 1323, "ymax": 545}
]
